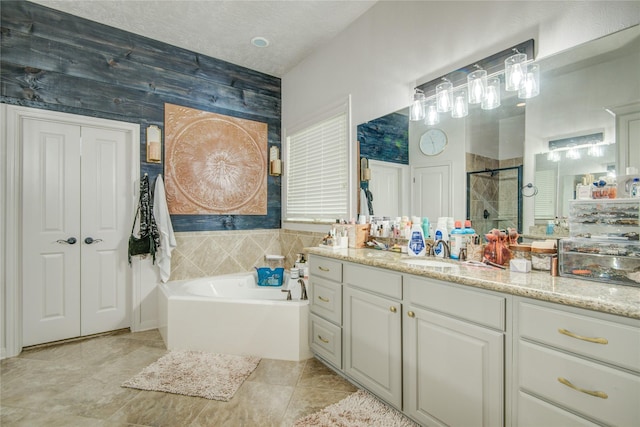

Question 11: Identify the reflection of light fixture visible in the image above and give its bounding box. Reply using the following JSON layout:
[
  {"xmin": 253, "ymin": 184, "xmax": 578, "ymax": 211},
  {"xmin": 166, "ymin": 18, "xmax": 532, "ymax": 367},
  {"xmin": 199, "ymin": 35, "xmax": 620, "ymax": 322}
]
[
  {"xmin": 519, "ymin": 62, "xmax": 540, "ymax": 99},
  {"xmin": 409, "ymin": 40, "xmax": 538, "ymax": 121},
  {"xmin": 547, "ymin": 150, "xmax": 561, "ymax": 162},
  {"xmin": 424, "ymin": 99, "xmax": 439, "ymax": 125},
  {"xmin": 409, "ymin": 89, "xmax": 426, "ymax": 121},
  {"xmin": 482, "ymin": 77, "xmax": 501, "ymax": 110},
  {"xmin": 467, "ymin": 68, "xmax": 487, "ymax": 104},
  {"xmin": 588, "ymin": 143, "xmax": 603, "ymax": 157},
  {"xmin": 146, "ymin": 125, "xmax": 162, "ymax": 163},
  {"xmin": 269, "ymin": 146, "xmax": 281, "ymax": 176},
  {"xmin": 566, "ymin": 145, "xmax": 581, "ymax": 159},
  {"xmin": 436, "ymin": 79, "xmax": 453, "ymax": 113},
  {"xmin": 505, "ymin": 51, "xmax": 527, "ymax": 91},
  {"xmin": 451, "ymin": 88, "xmax": 468, "ymax": 118}
]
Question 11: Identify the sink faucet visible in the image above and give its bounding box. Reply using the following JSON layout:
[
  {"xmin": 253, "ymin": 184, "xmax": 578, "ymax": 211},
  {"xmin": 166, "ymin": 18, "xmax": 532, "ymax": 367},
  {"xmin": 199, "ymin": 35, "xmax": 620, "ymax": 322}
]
[
  {"xmin": 431, "ymin": 240, "xmax": 451, "ymax": 258},
  {"xmin": 298, "ymin": 278, "xmax": 308, "ymax": 300}
]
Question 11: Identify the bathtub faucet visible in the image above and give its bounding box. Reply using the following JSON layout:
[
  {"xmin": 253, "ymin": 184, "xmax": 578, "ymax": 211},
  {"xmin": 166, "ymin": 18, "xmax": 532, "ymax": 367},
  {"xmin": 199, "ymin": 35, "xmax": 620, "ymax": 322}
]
[{"xmin": 298, "ymin": 279, "xmax": 308, "ymax": 300}]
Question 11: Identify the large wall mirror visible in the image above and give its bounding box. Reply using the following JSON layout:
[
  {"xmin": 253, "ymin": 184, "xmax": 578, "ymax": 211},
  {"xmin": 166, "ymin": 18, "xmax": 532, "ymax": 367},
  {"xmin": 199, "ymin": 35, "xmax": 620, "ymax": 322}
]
[{"xmin": 357, "ymin": 24, "xmax": 639, "ymax": 237}]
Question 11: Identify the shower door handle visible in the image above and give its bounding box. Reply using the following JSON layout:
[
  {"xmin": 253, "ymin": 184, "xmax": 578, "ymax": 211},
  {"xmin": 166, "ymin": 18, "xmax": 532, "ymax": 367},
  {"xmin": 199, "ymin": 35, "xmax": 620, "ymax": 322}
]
[{"xmin": 57, "ymin": 237, "xmax": 77, "ymax": 245}]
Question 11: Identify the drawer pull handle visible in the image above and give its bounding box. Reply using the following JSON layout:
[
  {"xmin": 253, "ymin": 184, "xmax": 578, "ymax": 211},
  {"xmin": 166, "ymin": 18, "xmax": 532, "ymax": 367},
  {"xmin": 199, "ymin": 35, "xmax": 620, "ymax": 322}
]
[
  {"xmin": 558, "ymin": 328, "xmax": 608, "ymax": 345},
  {"xmin": 318, "ymin": 296, "xmax": 330, "ymax": 303},
  {"xmin": 390, "ymin": 306, "xmax": 397, "ymax": 313},
  {"xmin": 407, "ymin": 311, "xmax": 415, "ymax": 318},
  {"xmin": 318, "ymin": 266, "xmax": 330, "ymax": 272},
  {"xmin": 557, "ymin": 377, "xmax": 608, "ymax": 399},
  {"xmin": 318, "ymin": 335, "xmax": 330, "ymax": 344}
]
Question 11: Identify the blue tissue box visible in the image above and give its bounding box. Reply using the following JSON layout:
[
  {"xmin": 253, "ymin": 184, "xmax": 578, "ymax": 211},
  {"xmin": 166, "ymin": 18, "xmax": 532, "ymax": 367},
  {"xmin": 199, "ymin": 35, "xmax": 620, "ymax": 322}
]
[{"xmin": 256, "ymin": 267, "xmax": 284, "ymax": 286}]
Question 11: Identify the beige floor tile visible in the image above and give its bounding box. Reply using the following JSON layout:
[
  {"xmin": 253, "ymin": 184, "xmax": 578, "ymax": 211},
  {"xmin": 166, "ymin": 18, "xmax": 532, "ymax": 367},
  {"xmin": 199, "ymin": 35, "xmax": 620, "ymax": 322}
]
[
  {"xmin": 247, "ymin": 358, "xmax": 307, "ymax": 387},
  {"xmin": 108, "ymin": 390, "xmax": 209, "ymax": 426},
  {"xmin": 279, "ymin": 386, "xmax": 354, "ymax": 426},
  {"xmin": 297, "ymin": 358, "xmax": 358, "ymax": 392}
]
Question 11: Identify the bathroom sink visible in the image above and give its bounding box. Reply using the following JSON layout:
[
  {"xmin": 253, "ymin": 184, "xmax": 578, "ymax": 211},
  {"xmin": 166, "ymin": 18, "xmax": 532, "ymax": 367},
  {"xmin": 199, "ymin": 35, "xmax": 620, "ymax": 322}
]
[{"xmin": 401, "ymin": 259, "xmax": 455, "ymax": 268}]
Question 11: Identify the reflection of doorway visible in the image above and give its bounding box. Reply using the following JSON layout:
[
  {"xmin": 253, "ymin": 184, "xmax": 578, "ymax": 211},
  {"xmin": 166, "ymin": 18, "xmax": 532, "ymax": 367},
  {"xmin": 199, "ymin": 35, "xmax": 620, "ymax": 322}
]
[
  {"xmin": 466, "ymin": 166, "xmax": 522, "ymax": 237},
  {"xmin": 412, "ymin": 164, "xmax": 451, "ymax": 223},
  {"xmin": 368, "ymin": 160, "xmax": 409, "ymax": 218}
]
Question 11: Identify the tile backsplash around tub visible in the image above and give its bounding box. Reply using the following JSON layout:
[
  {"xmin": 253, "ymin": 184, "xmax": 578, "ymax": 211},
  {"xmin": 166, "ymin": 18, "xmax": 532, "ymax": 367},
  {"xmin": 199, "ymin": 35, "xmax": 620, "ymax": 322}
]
[{"xmin": 168, "ymin": 229, "xmax": 325, "ymax": 281}]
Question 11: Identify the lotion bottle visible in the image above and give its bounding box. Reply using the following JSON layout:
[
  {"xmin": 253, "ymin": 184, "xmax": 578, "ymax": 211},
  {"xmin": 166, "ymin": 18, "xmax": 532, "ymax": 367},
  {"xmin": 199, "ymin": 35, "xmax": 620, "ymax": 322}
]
[
  {"xmin": 407, "ymin": 223, "xmax": 426, "ymax": 257},
  {"xmin": 450, "ymin": 221, "xmax": 465, "ymax": 260},
  {"xmin": 433, "ymin": 218, "xmax": 449, "ymax": 258}
]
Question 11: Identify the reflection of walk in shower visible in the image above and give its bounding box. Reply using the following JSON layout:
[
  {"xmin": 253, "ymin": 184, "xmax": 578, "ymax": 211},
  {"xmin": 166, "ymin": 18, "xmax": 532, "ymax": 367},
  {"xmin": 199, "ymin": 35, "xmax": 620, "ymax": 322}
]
[{"xmin": 466, "ymin": 166, "xmax": 522, "ymax": 238}]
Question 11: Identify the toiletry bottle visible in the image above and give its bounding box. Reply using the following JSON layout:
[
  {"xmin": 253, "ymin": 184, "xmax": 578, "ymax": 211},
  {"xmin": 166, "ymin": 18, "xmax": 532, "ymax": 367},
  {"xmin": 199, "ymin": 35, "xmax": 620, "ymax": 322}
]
[
  {"xmin": 433, "ymin": 218, "xmax": 449, "ymax": 258},
  {"xmin": 463, "ymin": 220, "xmax": 475, "ymax": 247},
  {"xmin": 450, "ymin": 221, "xmax": 465, "ymax": 260},
  {"xmin": 546, "ymin": 220, "xmax": 554, "ymax": 235},
  {"xmin": 631, "ymin": 178, "xmax": 640, "ymax": 198},
  {"xmin": 408, "ymin": 222, "xmax": 426, "ymax": 256},
  {"xmin": 421, "ymin": 217, "xmax": 430, "ymax": 239}
]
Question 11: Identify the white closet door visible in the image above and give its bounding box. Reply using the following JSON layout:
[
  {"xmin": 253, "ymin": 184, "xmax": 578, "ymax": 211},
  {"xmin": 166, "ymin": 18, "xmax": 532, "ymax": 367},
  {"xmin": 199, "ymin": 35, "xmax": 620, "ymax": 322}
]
[
  {"xmin": 80, "ymin": 126, "xmax": 131, "ymax": 335},
  {"xmin": 412, "ymin": 164, "xmax": 451, "ymax": 221},
  {"xmin": 22, "ymin": 119, "xmax": 82, "ymax": 346}
]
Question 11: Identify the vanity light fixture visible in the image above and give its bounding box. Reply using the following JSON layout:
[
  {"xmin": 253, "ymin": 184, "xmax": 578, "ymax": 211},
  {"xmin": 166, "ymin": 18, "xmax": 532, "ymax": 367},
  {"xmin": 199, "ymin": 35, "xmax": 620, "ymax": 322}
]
[
  {"xmin": 269, "ymin": 145, "xmax": 281, "ymax": 176},
  {"xmin": 467, "ymin": 67, "xmax": 487, "ymax": 104},
  {"xmin": 410, "ymin": 40, "xmax": 537, "ymax": 122},
  {"xmin": 146, "ymin": 125, "xmax": 162, "ymax": 163},
  {"xmin": 425, "ymin": 99, "xmax": 440, "ymax": 125},
  {"xmin": 451, "ymin": 88, "xmax": 469, "ymax": 118},
  {"xmin": 482, "ymin": 76, "xmax": 501, "ymax": 110},
  {"xmin": 410, "ymin": 89, "xmax": 426, "ymax": 121},
  {"xmin": 436, "ymin": 79, "xmax": 453, "ymax": 113}
]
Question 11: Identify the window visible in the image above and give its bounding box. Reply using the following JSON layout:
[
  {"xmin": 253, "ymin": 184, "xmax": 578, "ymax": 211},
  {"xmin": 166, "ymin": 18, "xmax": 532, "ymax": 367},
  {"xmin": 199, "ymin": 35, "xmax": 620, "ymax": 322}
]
[{"xmin": 285, "ymin": 99, "xmax": 351, "ymax": 223}]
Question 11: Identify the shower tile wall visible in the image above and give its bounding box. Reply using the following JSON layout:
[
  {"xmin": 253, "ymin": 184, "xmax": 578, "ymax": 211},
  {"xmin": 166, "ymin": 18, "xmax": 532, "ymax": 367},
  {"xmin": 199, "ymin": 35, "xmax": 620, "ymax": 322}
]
[{"xmin": 168, "ymin": 229, "xmax": 325, "ymax": 281}]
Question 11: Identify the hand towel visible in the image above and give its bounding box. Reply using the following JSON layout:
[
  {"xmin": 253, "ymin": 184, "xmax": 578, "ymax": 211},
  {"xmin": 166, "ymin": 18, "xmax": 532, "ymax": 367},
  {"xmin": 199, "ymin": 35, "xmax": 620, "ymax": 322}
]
[{"xmin": 153, "ymin": 175, "xmax": 177, "ymax": 282}]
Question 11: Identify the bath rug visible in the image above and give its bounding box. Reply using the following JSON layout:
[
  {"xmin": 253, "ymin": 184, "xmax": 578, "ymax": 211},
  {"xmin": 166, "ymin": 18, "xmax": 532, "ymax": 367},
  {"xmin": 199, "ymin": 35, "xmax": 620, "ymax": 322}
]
[
  {"xmin": 122, "ymin": 350, "xmax": 260, "ymax": 401},
  {"xmin": 293, "ymin": 389, "xmax": 419, "ymax": 427}
]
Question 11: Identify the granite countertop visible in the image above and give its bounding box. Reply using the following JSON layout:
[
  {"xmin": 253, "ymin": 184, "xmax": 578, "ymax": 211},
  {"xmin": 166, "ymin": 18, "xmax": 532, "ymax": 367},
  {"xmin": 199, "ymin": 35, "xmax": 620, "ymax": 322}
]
[{"xmin": 306, "ymin": 246, "xmax": 640, "ymax": 320}]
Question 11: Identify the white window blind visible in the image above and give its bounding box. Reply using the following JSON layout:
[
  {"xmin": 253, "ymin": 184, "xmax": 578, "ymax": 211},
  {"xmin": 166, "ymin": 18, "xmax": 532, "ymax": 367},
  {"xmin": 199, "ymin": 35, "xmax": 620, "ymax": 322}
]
[
  {"xmin": 285, "ymin": 112, "xmax": 349, "ymax": 222},
  {"xmin": 534, "ymin": 169, "xmax": 557, "ymax": 219}
]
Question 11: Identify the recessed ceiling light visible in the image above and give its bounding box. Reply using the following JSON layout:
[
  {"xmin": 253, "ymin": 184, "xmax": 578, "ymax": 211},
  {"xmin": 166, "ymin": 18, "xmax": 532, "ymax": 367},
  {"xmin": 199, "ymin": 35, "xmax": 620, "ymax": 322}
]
[{"xmin": 251, "ymin": 37, "xmax": 269, "ymax": 48}]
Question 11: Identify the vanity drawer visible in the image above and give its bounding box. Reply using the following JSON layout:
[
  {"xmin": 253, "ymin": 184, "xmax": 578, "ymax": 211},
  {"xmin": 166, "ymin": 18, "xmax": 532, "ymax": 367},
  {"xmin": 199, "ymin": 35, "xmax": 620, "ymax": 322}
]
[
  {"xmin": 518, "ymin": 301, "xmax": 640, "ymax": 372},
  {"xmin": 310, "ymin": 313, "xmax": 342, "ymax": 369},
  {"xmin": 518, "ymin": 340, "xmax": 640, "ymax": 427},
  {"xmin": 309, "ymin": 276, "xmax": 342, "ymax": 325},
  {"xmin": 343, "ymin": 263, "xmax": 402, "ymax": 299},
  {"xmin": 405, "ymin": 275, "xmax": 505, "ymax": 330},
  {"xmin": 517, "ymin": 391, "xmax": 601, "ymax": 427},
  {"xmin": 309, "ymin": 255, "xmax": 342, "ymax": 283}
]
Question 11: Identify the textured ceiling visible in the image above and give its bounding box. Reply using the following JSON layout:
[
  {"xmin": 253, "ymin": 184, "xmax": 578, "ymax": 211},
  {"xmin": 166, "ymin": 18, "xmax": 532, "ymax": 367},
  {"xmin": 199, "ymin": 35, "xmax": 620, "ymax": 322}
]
[{"xmin": 30, "ymin": 0, "xmax": 378, "ymax": 77}]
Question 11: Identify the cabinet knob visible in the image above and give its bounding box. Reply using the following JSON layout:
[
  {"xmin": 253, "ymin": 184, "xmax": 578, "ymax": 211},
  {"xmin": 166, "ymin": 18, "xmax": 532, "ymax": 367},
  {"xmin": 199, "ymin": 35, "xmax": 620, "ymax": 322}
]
[
  {"xmin": 407, "ymin": 311, "xmax": 415, "ymax": 318},
  {"xmin": 390, "ymin": 306, "xmax": 397, "ymax": 313}
]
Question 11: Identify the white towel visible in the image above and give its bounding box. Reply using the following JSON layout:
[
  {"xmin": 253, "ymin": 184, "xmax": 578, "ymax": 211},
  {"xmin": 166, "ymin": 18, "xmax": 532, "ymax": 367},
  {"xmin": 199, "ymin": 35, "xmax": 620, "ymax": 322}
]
[{"xmin": 153, "ymin": 175, "xmax": 176, "ymax": 282}]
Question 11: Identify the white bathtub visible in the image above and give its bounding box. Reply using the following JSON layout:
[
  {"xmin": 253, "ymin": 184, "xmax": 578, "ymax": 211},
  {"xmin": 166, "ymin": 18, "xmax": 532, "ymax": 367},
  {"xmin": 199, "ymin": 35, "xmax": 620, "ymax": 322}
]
[{"xmin": 158, "ymin": 272, "xmax": 311, "ymax": 361}]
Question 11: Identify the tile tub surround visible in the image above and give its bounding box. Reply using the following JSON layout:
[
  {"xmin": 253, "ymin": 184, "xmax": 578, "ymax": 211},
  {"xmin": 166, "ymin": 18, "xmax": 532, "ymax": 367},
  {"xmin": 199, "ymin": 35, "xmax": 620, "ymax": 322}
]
[
  {"xmin": 0, "ymin": 330, "xmax": 358, "ymax": 426},
  {"xmin": 307, "ymin": 247, "xmax": 640, "ymax": 319},
  {"xmin": 168, "ymin": 229, "xmax": 325, "ymax": 281}
]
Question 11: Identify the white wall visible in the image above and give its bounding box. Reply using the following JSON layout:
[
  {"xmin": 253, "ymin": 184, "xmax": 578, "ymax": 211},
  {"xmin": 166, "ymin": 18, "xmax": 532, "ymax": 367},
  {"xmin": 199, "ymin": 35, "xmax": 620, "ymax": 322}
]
[{"xmin": 282, "ymin": 0, "xmax": 640, "ymax": 221}]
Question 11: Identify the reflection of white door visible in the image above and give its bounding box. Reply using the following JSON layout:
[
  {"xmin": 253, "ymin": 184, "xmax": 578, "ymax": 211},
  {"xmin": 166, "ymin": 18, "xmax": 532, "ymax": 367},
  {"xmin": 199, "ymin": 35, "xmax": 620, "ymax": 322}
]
[
  {"xmin": 22, "ymin": 118, "xmax": 132, "ymax": 346},
  {"xmin": 368, "ymin": 160, "xmax": 409, "ymax": 218},
  {"xmin": 412, "ymin": 165, "xmax": 451, "ymax": 221}
]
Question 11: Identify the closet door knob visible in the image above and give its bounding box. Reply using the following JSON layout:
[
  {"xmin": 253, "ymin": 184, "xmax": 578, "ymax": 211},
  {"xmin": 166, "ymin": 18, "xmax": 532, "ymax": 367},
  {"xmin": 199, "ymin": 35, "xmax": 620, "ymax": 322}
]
[
  {"xmin": 57, "ymin": 237, "xmax": 77, "ymax": 245},
  {"xmin": 84, "ymin": 237, "xmax": 103, "ymax": 244}
]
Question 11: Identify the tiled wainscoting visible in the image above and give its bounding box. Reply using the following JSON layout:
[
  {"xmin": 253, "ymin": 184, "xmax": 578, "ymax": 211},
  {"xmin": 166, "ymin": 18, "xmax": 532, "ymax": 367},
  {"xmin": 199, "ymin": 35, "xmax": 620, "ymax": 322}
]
[{"xmin": 168, "ymin": 229, "xmax": 326, "ymax": 281}]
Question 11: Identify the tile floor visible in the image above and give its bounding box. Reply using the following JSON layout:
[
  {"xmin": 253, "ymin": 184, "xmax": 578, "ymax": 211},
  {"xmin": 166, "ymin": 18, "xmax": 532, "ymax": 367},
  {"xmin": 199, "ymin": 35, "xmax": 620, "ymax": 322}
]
[{"xmin": 0, "ymin": 329, "xmax": 358, "ymax": 426}]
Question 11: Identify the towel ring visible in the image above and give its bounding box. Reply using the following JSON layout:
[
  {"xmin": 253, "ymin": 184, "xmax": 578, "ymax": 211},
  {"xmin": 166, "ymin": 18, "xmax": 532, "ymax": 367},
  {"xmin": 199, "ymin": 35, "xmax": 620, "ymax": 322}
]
[{"xmin": 521, "ymin": 183, "xmax": 538, "ymax": 197}]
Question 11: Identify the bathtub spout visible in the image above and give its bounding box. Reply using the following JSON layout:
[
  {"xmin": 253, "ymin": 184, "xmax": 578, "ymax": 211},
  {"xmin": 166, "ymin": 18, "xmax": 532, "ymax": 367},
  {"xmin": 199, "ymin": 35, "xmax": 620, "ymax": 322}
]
[{"xmin": 298, "ymin": 279, "xmax": 308, "ymax": 300}]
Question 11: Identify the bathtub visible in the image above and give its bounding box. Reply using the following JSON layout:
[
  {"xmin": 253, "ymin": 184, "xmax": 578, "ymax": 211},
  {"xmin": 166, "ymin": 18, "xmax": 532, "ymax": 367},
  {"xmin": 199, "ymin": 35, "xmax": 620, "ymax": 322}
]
[{"xmin": 158, "ymin": 272, "xmax": 311, "ymax": 361}]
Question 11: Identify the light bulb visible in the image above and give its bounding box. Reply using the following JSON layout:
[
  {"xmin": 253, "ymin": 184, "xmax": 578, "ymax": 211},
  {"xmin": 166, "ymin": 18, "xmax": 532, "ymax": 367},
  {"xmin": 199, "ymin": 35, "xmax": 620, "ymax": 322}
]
[
  {"xmin": 467, "ymin": 69, "xmax": 487, "ymax": 104},
  {"xmin": 436, "ymin": 81, "xmax": 453, "ymax": 113},
  {"xmin": 518, "ymin": 63, "xmax": 540, "ymax": 99},
  {"xmin": 505, "ymin": 53, "xmax": 527, "ymax": 91},
  {"xmin": 409, "ymin": 89, "xmax": 426, "ymax": 121},
  {"xmin": 425, "ymin": 101, "xmax": 439, "ymax": 125},
  {"xmin": 481, "ymin": 77, "xmax": 501, "ymax": 110},
  {"xmin": 451, "ymin": 89, "xmax": 468, "ymax": 118}
]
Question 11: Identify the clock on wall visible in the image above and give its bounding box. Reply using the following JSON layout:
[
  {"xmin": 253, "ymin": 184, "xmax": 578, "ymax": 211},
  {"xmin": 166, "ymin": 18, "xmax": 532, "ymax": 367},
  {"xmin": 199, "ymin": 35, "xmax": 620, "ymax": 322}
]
[{"xmin": 419, "ymin": 128, "xmax": 448, "ymax": 156}]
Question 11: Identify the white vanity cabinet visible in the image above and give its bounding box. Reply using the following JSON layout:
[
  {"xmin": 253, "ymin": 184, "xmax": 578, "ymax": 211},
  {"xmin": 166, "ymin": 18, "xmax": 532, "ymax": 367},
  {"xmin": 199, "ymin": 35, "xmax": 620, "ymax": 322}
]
[
  {"xmin": 514, "ymin": 299, "xmax": 640, "ymax": 427},
  {"xmin": 308, "ymin": 255, "xmax": 343, "ymax": 369},
  {"xmin": 403, "ymin": 275, "xmax": 506, "ymax": 427},
  {"xmin": 343, "ymin": 263, "xmax": 403, "ymax": 409}
]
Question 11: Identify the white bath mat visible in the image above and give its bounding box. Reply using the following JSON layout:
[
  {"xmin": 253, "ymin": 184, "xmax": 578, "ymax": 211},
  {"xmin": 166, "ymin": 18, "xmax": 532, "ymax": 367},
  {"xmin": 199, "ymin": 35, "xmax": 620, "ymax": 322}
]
[
  {"xmin": 294, "ymin": 389, "xmax": 419, "ymax": 426},
  {"xmin": 122, "ymin": 350, "xmax": 260, "ymax": 401}
]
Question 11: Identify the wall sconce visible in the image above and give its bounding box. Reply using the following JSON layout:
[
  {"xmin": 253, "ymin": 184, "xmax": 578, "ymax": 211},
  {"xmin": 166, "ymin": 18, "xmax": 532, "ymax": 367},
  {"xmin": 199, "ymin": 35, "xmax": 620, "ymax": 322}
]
[
  {"xmin": 269, "ymin": 145, "xmax": 282, "ymax": 176},
  {"xmin": 360, "ymin": 157, "xmax": 371, "ymax": 181},
  {"xmin": 146, "ymin": 125, "xmax": 162, "ymax": 163}
]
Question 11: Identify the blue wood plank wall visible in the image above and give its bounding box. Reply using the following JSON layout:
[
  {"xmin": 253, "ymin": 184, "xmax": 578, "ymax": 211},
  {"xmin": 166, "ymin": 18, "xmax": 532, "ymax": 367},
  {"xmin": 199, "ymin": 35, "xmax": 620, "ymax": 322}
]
[
  {"xmin": 0, "ymin": 1, "xmax": 281, "ymax": 231},
  {"xmin": 357, "ymin": 112, "xmax": 409, "ymax": 165}
]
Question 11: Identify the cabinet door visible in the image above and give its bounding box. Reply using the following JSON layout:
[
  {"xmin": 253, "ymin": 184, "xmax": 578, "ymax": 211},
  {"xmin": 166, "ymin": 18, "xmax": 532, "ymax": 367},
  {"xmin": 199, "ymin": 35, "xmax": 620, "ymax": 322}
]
[
  {"xmin": 403, "ymin": 306, "xmax": 504, "ymax": 427},
  {"xmin": 343, "ymin": 286, "xmax": 402, "ymax": 409}
]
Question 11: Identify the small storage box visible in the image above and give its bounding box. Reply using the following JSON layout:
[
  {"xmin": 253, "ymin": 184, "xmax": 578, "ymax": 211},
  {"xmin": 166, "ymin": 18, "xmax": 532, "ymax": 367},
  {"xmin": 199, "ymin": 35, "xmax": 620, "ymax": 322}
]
[{"xmin": 559, "ymin": 238, "xmax": 640, "ymax": 287}]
